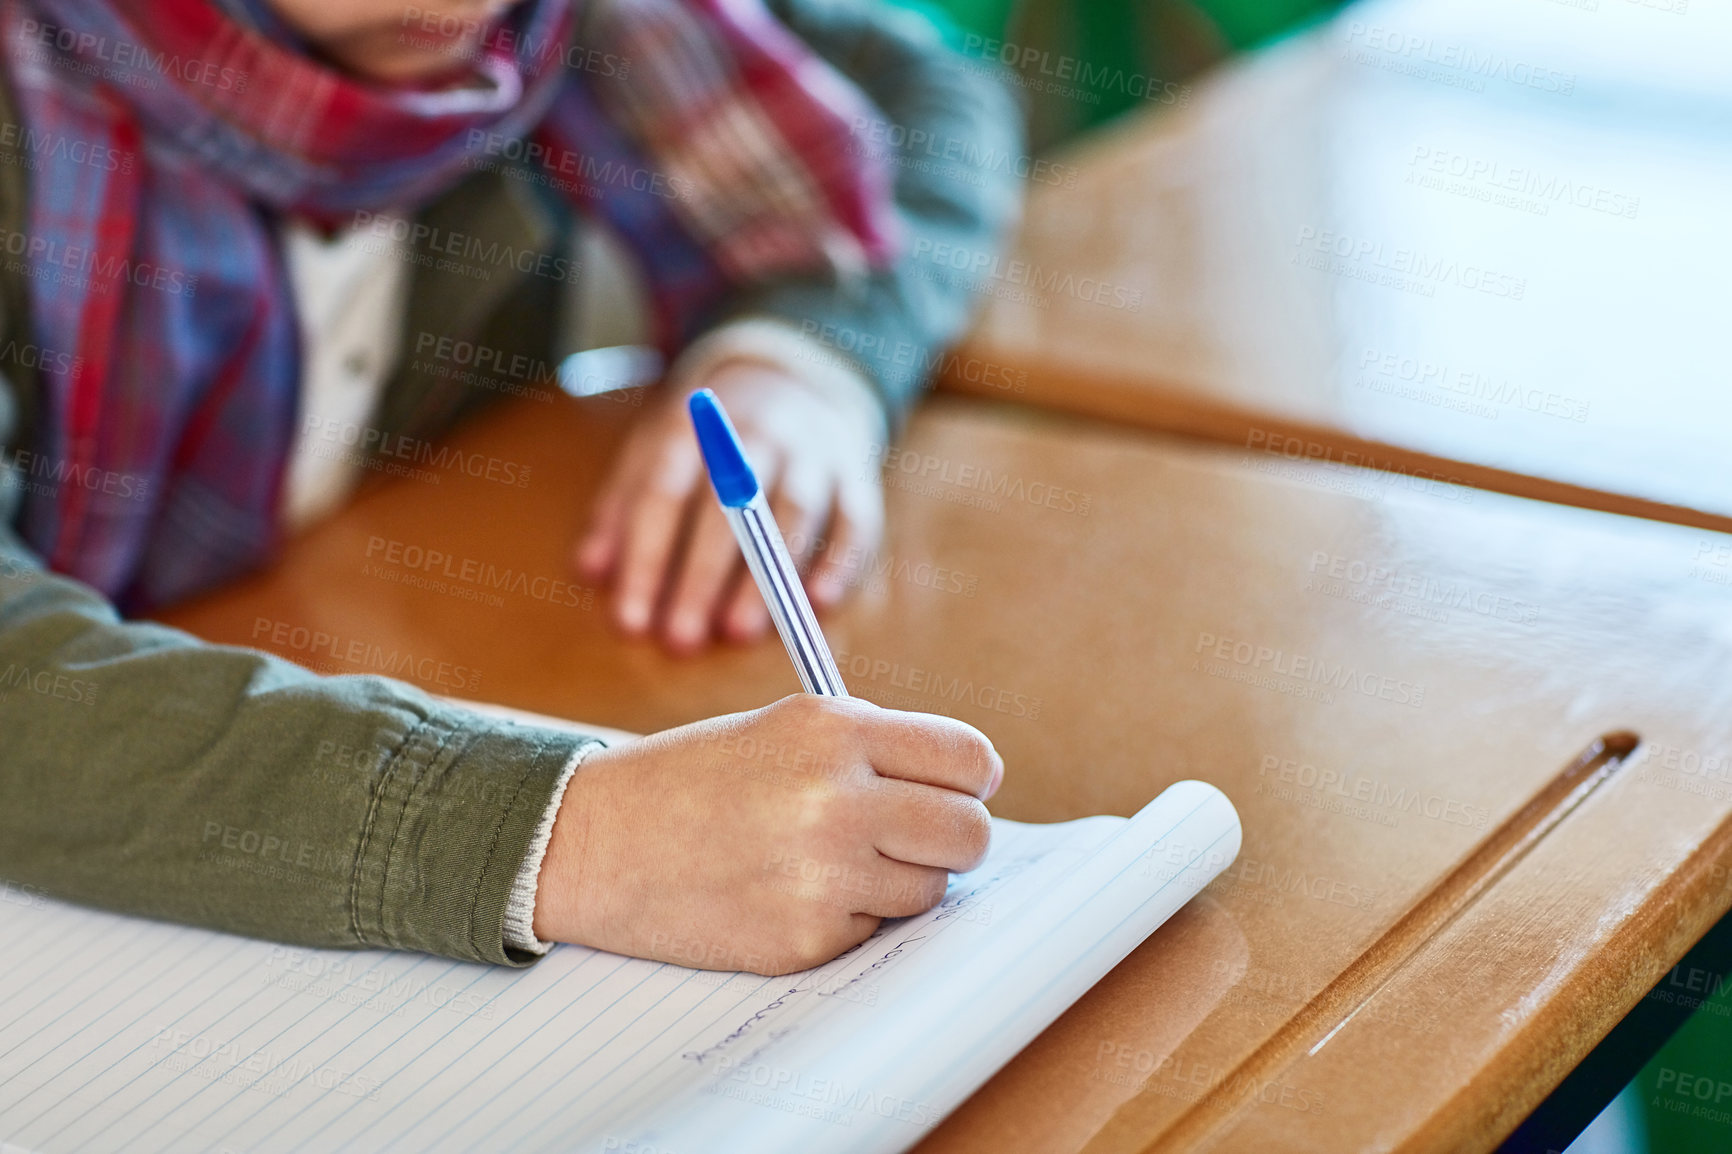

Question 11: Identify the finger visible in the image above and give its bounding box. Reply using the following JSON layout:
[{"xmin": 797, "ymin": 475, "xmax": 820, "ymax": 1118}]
[
  {"xmin": 720, "ymin": 570, "xmax": 772, "ymax": 643},
  {"xmin": 806, "ymin": 473, "xmax": 883, "ymax": 610},
  {"xmin": 862, "ymin": 711, "xmax": 1003, "ymax": 799},
  {"xmin": 763, "ymin": 913, "xmax": 881, "ymax": 975},
  {"xmin": 869, "ymin": 781, "xmax": 993, "ymax": 872},
  {"xmin": 772, "ymin": 452, "xmax": 835, "ymax": 570},
  {"xmin": 852, "ymin": 857, "xmax": 950, "ymax": 919},
  {"xmin": 661, "ymin": 498, "xmax": 745, "ymax": 652},
  {"xmin": 611, "ymin": 437, "xmax": 704, "ymax": 634},
  {"xmin": 573, "ymin": 440, "xmax": 650, "ymax": 582}
]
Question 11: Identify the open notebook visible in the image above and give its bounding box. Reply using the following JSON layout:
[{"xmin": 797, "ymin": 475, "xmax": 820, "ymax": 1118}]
[{"xmin": 0, "ymin": 780, "xmax": 1239, "ymax": 1154}]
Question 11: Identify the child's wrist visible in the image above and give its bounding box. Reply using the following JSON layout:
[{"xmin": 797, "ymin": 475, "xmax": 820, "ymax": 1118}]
[
  {"xmin": 670, "ymin": 318, "xmax": 890, "ymax": 444},
  {"xmin": 531, "ymin": 746, "xmax": 611, "ymax": 945},
  {"xmin": 507, "ymin": 740, "xmax": 602, "ymax": 954}
]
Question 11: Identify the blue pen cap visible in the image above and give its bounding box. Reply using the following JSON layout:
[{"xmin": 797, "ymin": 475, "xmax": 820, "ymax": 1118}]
[{"xmin": 689, "ymin": 389, "xmax": 760, "ymax": 508}]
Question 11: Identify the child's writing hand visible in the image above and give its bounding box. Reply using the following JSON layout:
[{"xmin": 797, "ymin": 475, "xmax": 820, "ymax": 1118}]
[
  {"xmin": 532, "ymin": 695, "xmax": 1001, "ymax": 975},
  {"xmin": 574, "ymin": 357, "xmax": 885, "ymax": 652}
]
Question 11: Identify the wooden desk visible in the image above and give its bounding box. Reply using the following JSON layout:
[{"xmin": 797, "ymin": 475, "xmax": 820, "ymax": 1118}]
[
  {"xmin": 164, "ymin": 390, "xmax": 1732, "ymax": 1152},
  {"xmin": 943, "ymin": 0, "xmax": 1732, "ymax": 533}
]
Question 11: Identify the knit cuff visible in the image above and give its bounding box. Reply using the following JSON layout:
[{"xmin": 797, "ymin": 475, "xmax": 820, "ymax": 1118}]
[
  {"xmin": 502, "ymin": 739, "xmax": 603, "ymax": 955},
  {"xmin": 670, "ymin": 317, "xmax": 890, "ymax": 444}
]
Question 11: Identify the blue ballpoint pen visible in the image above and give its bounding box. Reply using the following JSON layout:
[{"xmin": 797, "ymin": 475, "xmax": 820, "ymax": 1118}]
[{"xmin": 689, "ymin": 389, "xmax": 848, "ymax": 698}]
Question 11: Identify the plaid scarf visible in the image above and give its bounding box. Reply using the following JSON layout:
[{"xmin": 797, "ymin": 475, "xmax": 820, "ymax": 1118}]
[{"xmin": 3, "ymin": 0, "xmax": 896, "ymax": 608}]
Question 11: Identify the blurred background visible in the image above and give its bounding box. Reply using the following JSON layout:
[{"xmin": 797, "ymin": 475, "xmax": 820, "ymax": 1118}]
[
  {"xmin": 894, "ymin": 0, "xmax": 1346, "ymax": 147},
  {"xmin": 876, "ymin": 1, "xmax": 1732, "ymax": 1152}
]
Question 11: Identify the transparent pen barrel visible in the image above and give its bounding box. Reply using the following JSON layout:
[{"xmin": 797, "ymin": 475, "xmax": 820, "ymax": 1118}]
[{"xmin": 724, "ymin": 496, "xmax": 847, "ymax": 697}]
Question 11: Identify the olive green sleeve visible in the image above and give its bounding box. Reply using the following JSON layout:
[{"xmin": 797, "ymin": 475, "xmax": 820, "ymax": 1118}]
[{"xmin": 0, "ymin": 387, "xmax": 598, "ymax": 966}]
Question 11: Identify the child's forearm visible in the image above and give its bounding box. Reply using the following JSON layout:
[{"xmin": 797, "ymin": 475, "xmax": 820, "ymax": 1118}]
[{"xmin": 0, "ymin": 518, "xmax": 601, "ymax": 966}]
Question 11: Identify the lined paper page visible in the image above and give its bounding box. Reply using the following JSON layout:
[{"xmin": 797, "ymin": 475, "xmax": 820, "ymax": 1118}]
[
  {"xmin": 636, "ymin": 779, "xmax": 1241, "ymax": 1154},
  {"xmin": 0, "ymin": 782, "xmax": 1238, "ymax": 1154}
]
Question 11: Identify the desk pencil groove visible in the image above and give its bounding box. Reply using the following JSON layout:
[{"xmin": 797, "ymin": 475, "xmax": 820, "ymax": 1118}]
[{"xmin": 1127, "ymin": 731, "xmax": 1640, "ymax": 1153}]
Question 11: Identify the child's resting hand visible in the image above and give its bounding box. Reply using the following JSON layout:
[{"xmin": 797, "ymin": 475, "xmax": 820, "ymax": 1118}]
[
  {"xmin": 532, "ymin": 695, "xmax": 1002, "ymax": 975},
  {"xmin": 574, "ymin": 358, "xmax": 885, "ymax": 653}
]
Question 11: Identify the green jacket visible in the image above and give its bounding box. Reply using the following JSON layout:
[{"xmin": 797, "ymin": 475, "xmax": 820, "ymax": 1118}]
[{"xmin": 0, "ymin": 0, "xmax": 1021, "ymax": 965}]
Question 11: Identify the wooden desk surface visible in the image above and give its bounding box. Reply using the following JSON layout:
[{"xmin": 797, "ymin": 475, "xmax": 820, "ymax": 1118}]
[
  {"xmin": 944, "ymin": 0, "xmax": 1732, "ymax": 533},
  {"xmin": 163, "ymin": 390, "xmax": 1732, "ymax": 1152}
]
